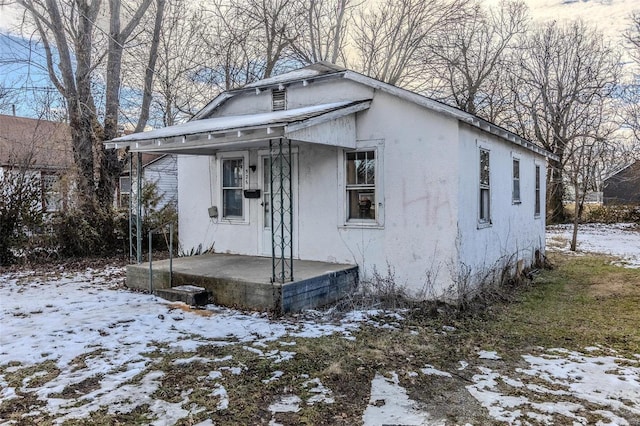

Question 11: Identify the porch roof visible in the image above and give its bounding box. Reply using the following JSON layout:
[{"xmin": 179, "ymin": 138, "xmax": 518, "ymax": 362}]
[{"xmin": 105, "ymin": 100, "xmax": 370, "ymax": 155}]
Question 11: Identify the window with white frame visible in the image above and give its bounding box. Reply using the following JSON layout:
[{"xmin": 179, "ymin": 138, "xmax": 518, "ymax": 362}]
[
  {"xmin": 346, "ymin": 150, "xmax": 376, "ymax": 221},
  {"xmin": 512, "ymin": 158, "xmax": 520, "ymax": 203},
  {"xmin": 222, "ymin": 158, "xmax": 244, "ymax": 219},
  {"xmin": 479, "ymin": 148, "xmax": 491, "ymax": 223},
  {"xmin": 535, "ymin": 165, "xmax": 541, "ymax": 217}
]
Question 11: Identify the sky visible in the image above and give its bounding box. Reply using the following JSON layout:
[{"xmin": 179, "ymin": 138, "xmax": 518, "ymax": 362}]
[{"xmin": 0, "ymin": 0, "xmax": 637, "ymax": 119}]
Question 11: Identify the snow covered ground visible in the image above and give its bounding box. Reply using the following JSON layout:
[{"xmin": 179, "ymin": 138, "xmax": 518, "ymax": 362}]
[
  {"xmin": 1, "ymin": 223, "xmax": 639, "ymax": 424},
  {"xmin": 546, "ymin": 223, "xmax": 640, "ymax": 268}
]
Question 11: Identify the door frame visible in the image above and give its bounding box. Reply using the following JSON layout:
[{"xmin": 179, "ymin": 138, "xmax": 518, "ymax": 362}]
[{"xmin": 257, "ymin": 148, "xmax": 299, "ymax": 258}]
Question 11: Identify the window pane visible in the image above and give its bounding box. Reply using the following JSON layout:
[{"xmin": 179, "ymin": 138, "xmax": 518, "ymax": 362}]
[
  {"xmin": 480, "ymin": 150, "xmax": 490, "ymax": 186},
  {"xmin": 513, "ymin": 159, "xmax": 520, "ymax": 201},
  {"xmin": 480, "ymin": 188, "xmax": 490, "ymax": 221},
  {"xmin": 348, "ymin": 190, "xmax": 375, "ymax": 220},
  {"xmin": 346, "ymin": 152, "xmax": 357, "ymax": 184},
  {"xmin": 535, "ymin": 165, "xmax": 541, "ymax": 215},
  {"xmin": 223, "ymin": 159, "xmax": 243, "ymax": 187},
  {"xmin": 223, "ymin": 189, "xmax": 243, "ymax": 217}
]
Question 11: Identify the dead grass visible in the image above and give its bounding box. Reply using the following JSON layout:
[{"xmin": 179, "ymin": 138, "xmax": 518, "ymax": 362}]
[{"xmin": 3, "ymin": 252, "xmax": 640, "ymax": 424}]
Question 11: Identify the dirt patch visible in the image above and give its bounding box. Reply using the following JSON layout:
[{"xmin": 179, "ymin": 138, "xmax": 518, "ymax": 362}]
[
  {"xmin": 53, "ymin": 374, "xmax": 104, "ymax": 399},
  {"xmin": 168, "ymin": 302, "xmax": 215, "ymax": 317},
  {"xmin": 589, "ymin": 271, "xmax": 639, "ymax": 298}
]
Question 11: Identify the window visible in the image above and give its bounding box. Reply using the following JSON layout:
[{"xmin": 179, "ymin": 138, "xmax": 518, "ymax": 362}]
[
  {"xmin": 512, "ymin": 158, "xmax": 520, "ymax": 203},
  {"xmin": 42, "ymin": 174, "xmax": 61, "ymax": 212},
  {"xmin": 535, "ymin": 165, "xmax": 541, "ymax": 217},
  {"xmin": 272, "ymin": 89, "xmax": 286, "ymax": 111},
  {"xmin": 346, "ymin": 150, "xmax": 376, "ymax": 221},
  {"xmin": 119, "ymin": 176, "xmax": 131, "ymax": 208},
  {"xmin": 479, "ymin": 149, "xmax": 490, "ymax": 223},
  {"xmin": 222, "ymin": 158, "xmax": 244, "ymax": 219}
]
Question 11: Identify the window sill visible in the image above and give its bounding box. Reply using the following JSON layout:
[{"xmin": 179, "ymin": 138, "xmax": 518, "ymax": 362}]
[
  {"xmin": 512, "ymin": 200, "xmax": 521, "ymax": 205},
  {"xmin": 534, "ymin": 214, "xmax": 541, "ymax": 219},
  {"xmin": 477, "ymin": 220, "xmax": 492, "ymax": 229},
  {"xmin": 218, "ymin": 218, "xmax": 249, "ymax": 225},
  {"xmin": 340, "ymin": 221, "xmax": 384, "ymax": 230}
]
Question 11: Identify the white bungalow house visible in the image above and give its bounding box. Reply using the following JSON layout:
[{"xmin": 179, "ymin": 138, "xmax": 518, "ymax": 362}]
[{"xmin": 108, "ymin": 62, "xmax": 554, "ymax": 300}]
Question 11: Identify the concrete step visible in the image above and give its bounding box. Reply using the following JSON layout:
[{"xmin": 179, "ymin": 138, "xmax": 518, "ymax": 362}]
[{"xmin": 155, "ymin": 285, "xmax": 209, "ymax": 306}]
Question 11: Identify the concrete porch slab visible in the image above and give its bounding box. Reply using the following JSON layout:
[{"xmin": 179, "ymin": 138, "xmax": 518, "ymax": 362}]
[{"xmin": 126, "ymin": 253, "xmax": 358, "ymax": 312}]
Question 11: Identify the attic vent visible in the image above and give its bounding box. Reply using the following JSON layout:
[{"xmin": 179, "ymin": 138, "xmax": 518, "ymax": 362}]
[{"xmin": 272, "ymin": 89, "xmax": 286, "ymax": 111}]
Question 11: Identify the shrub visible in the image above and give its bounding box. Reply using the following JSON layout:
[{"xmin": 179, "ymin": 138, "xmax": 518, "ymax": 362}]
[
  {"xmin": 51, "ymin": 205, "xmax": 122, "ymax": 257},
  {"xmin": 585, "ymin": 205, "xmax": 640, "ymax": 223}
]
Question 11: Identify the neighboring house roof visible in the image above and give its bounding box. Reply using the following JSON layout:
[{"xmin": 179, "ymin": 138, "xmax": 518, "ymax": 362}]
[
  {"xmin": 0, "ymin": 114, "xmax": 73, "ymax": 170},
  {"xmin": 106, "ymin": 62, "xmax": 556, "ymax": 161},
  {"xmin": 604, "ymin": 160, "xmax": 640, "ymax": 182}
]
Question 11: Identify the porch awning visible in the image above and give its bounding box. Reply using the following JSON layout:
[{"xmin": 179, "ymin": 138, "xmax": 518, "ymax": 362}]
[{"xmin": 105, "ymin": 100, "xmax": 371, "ymax": 155}]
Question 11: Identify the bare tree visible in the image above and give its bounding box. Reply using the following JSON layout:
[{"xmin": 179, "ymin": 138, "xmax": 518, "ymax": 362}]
[
  {"xmin": 0, "ymin": 85, "xmax": 14, "ymax": 113},
  {"xmin": 151, "ymin": 1, "xmax": 215, "ymax": 125},
  {"xmin": 623, "ymin": 12, "xmax": 640, "ymax": 143},
  {"xmin": 425, "ymin": 0, "xmax": 528, "ymax": 120},
  {"xmin": 205, "ymin": 0, "xmax": 303, "ymax": 84},
  {"xmin": 11, "ymin": 0, "xmax": 164, "ymax": 215},
  {"xmin": 349, "ymin": 0, "xmax": 470, "ymax": 89},
  {"xmin": 507, "ymin": 20, "xmax": 621, "ymax": 223},
  {"xmin": 292, "ymin": 0, "xmax": 356, "ymax": 65}
]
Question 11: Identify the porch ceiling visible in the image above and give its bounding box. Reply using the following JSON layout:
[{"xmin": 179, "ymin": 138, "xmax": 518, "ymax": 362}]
[{"xmin": 105, "ymin": 100, "xmax": 371, "ymax": 155}]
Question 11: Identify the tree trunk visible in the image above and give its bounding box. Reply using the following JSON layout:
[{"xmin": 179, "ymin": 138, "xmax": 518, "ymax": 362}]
[{"xmin": 547, "ymin": 157, "xmax": 567, "ymax": 224}]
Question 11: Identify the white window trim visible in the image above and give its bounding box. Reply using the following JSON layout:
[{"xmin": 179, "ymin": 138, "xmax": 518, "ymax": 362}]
[
  {"xmin": 512, "ymin": 156, "xmax": 521, "ymax": 205},
  {"xmin": 339, "ymin": 140, "xmax": 385, "ymax": 228},
  {"xmin": 217, "ymin": 151, "xmax": 250, "ymax": 224},
  {"xmin": 534, "ymin": 163, "xmax": 542, "ymax": 219},
  {"xmin": 477, "ymin": 143, "xmax": 491, "ymax": 229}
]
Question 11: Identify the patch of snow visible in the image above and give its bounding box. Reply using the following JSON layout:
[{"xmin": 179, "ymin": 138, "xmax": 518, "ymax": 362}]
[
  {"xmin": 467, "ymin": 349, "xmax": 640, "ymax": 423},
  {"xmin": 420, "ymin": 365, "xmax": 453, "ymax": 377},
  {"xmin": 269, "ymin": 394, "xmax": 302, "ymax": 414},
  {"xmin": 478, "ymin": 350, "xmax": 502, "ymax": 360},
  {"xmin": 211, "ymin": 384, "xmax": 229, "ymax": 411},
  {"xmin": 458, "ymin": 361, "xmax": 469, "ymax": 371},
  {"xmin": 362, "ymin": 371, "xmax": 442, "ymax": 426},
  {"xmin": 262, "ymin": 370, "xmax": 284, "ymax": 384},
  {"xmin": 303, "ymin": 378, "xmax": 334, "ymax": 405}
]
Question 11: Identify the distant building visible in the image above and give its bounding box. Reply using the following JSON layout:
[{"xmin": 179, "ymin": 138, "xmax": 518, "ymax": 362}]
[
  {"xmin": 603, "ymin": 161, "xmax": 640, "ymax": 205},
  {"xmin": 116, "ymin": 153, "xmax": 178, "ymax": 213},
  {"xmin": 0, "ymin": 114, "xmax": 74, "ymax": 212}
]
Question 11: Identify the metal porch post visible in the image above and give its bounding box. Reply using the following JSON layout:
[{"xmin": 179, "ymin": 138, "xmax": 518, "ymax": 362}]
[
  {"xmin": 136, "ymin": 152, "xmax": 142, "ymax": 263},
  {"xmin": 128, "ymin": 151, "xmax": 143, "ymax": 264},
  {"xmin": 269, "ymin": 138, "xmax": 293, "ymax": 283}
]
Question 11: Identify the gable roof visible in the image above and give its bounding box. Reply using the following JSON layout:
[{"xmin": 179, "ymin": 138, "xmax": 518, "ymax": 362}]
[
  {"xmin": 0, "ymin": 114, "xmax": 73, "ymax": 170},
  {"xmin": 107, "ymin": 63, "xmax": 556, "ymax": 160}
]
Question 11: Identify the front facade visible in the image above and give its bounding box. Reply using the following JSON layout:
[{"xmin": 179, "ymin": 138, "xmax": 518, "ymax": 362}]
[{"xmin": 109, "ymin": 63, "xmax": 552, "ymax": 298}]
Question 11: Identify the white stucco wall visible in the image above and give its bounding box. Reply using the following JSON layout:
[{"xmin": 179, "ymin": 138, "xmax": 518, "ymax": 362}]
[
  {"xmin": 293, "ymin": 91, "xmax": 461, "ymax": 296},
  {"xmin": 455, "ymin": 124, "xmax": 547, "ymax": 290}
]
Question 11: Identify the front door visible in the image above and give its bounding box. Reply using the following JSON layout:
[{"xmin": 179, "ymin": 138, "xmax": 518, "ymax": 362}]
[
  {"xmin": 259, "ymin": 153, "xmax": 298, "ymax": 257},
  {"xmin": 260, "ymin": 156, "xmax": 272, "ymax": 256}
]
